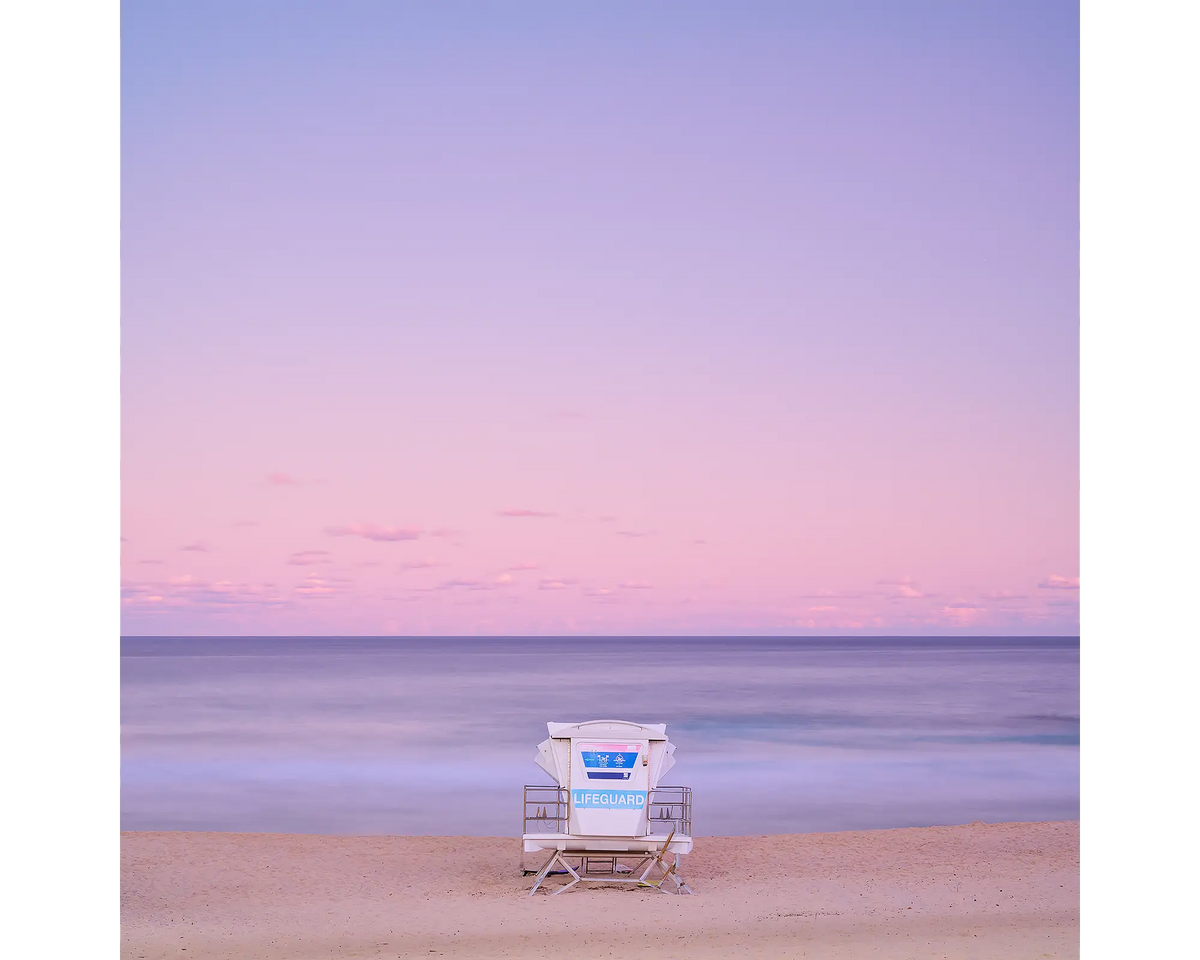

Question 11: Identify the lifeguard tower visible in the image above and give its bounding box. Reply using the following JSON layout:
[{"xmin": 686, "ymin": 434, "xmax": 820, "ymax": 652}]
[{"xmin": 522, "ymin": 719, "xmax": 693, "ymax": 895}]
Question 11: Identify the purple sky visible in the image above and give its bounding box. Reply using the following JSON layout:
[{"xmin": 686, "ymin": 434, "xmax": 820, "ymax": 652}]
[{"xmin": 121, "ymin": 1, "xmax": 1078, "ymax": 635}]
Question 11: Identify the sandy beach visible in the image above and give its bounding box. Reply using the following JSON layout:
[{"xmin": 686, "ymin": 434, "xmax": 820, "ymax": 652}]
[{"xmin": 122, "ymin": 820, "xmax": 1077, "ymax": 959}]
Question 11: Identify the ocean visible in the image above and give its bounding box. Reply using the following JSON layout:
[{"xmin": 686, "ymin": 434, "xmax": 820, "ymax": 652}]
[{"xmin": 121, "ymin": 636, "xmax": 1079, "ymax": 836}]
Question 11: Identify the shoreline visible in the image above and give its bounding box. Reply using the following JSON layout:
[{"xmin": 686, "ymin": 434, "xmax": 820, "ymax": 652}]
[{"xmin": 123, "ymin": 820, "xmax": 1078, "ymax": 959}]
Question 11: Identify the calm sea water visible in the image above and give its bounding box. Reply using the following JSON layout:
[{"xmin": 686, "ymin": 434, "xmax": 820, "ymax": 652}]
[{"xmin": 121, "ymin": 636, "xmax": 1079, "ymax": 836}]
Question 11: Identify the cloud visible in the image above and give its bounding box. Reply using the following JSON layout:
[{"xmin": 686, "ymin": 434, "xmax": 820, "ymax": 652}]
[
  {"xmin": 1038, "ymin": 575, "xmax": 1080, "ymax": 590},
  {"xmin": 792, "ymin": 609, "xmax": 873, "ymax": 630},
  {"xmin": 122, "ymin": 576, "xmax": 290, "ymax": 608},
  {"xmin": 538, "ymin": 578, "xmax": 577, "ymax": 590},
  {"xmin": 206, "ymin": 578, "xmax": 255, "ymax": 597},
  {"xmin": 295, "ymin": 574, "xmax": 351, "ymax": 599},
  {"xmin": 267, "ymin": 472, "xmax": 300, "ymax": 486},
  {"xmin": 506, "ymin": 562, "xmax": 540, "ymax": 571},
  {"xmin": 616, "ymin": 530, "xmax": 649, "ymax": 538},
  {"xmin": 121, "ymin": 591, "xmax": 169, "ymax": 606},
  {"xmin": 939, "ymin": 603, "xmax": 984, "ymax": 625},
  {"xmin": 498, "ymin": 509, "xmax": 557, "ymax": 518},
  {"xmin": 1047, "ymin": 597, "xmax": 1080, "ymax": 607},
  {"xmin": 435, "ymin": 578, "xmax": 487, "ymax": 590},
  {"xmin": 383, "ymin": 591, "xmax": 427, "ymax": 603},
  {"xmin": 287, "ymin": 550, "xmax": 332, "ymax": 566},
  {"xmin": 120, "ymin": 536, "xmax": 129, "ymax": 542},
  {"xmin": 399, "ymin": 558, "xmax": 441, "ymax": 570},
  {"xmin": 180, "ymin": 541, "xmax": 211, "ymax": 552},
  {"xmin": 326, "ymin": 523, "xmax": 422, "ymax": 541},
  {"xmin": 619, "ymin": 581, "xmax": 653, "ymax": 589},
  {"xmin": 138, "ymin": 559, "xmax": 162, "ymax": 565},
  {"xmin": 876, "ymin": 578, "xmax": 934, "ymax": 600},
  {"xmin": 796, "ymin": 589, "xmax": 865, "ymax": 599},
  {"xmin": 982, "ymin": 590, "xmax": 1028, "ymax": 600},
  {"xmin": 585, "ymin": 587, "xmax": 618, "ymax": 602}
]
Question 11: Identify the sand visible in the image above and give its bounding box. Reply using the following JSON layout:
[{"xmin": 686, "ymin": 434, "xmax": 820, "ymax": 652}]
[{"xmin": 122, "ymin": 821, "xmax": 1077, "ymax": 959}]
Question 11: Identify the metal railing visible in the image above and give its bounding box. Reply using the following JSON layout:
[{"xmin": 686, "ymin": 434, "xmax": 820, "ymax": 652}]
[
  {"xmin": 523, "ymin": 784, "xmax": 692, "ymax": 836},
  {"xmin": 523, "ymin": 784, "xmax": 569, "ymax": 834},
  {"xmin": 648, "ymin": 785, "xmax": 693, "ymax": 837}
]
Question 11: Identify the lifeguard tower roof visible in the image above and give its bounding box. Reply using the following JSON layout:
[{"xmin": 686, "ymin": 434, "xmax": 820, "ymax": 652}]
[{"xmin": 535, "ymin": 720, "xmax": 676, "ymax": 789}]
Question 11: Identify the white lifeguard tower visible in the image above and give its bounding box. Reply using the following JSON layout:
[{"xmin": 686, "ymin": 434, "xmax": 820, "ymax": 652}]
[{"xmin": 522, "ymin": 719, "xmax": 693, "ymax": 895}]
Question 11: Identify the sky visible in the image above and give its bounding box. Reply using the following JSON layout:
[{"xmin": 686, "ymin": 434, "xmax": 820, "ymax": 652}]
[{"xmin": 120, "ymin": 0, "xmax": 1079, "ymax": 636}]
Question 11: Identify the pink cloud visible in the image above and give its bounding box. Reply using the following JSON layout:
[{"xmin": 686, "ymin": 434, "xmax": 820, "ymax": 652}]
[
  {"xmin": 616, "ymin": 530, "xmax": 649, "ymax": 538},
  {"xmin": 138, "ymin": 559, "xmax": 163, "ymax": 565},
  {"xmin": 128, "ymin": 596, "xmax": 168, "ymax": 606},
  {"xmin": 939, "ymin": 603, "xmax": 985, "ymax": 625},
  {"xmin": 1038, "ymin": 575, "xmax": 1080, "ymax": 590},
  {"xmin": 982, "ymin": 590, "xmax": 1028, "ymax": 600},
  {"xmin": 122, "ymin": 576, "xmax": 290, "ymax": 608},
  {"xmin": 399, "ymin": 558, "xmax": 441, "ymax": 570},
  {"xmin": 267, "ymin": 472, "xmax": 300, "ymax": 486},
  {"xmin": 877, "ymin": 576, "xmax": 915, "ymax": 585},
  {"xmin": 180, "ymin": 541, "xmax": 211, "ymax": 552},
  {"xmin": 506, "ymin": 562, "xmax": 540, "ymax": 571},
  {"xmin": 295, "ymin": 574, "xmax": 351, "ymax": 599},
  {"xmin": 120, "ymin": 591, "xmax": 171, "ymax": 606},
  {"xmin": 793, "ymin": 609, "xmax": 873, "ymax": 630},
  {"xmin": 539, "ymin": 578, "xmax": 577, "ymax": 590},
  {"xmin": 498, "ymin": 509, "xmax": 557, "ymax": 518},
  {"xmin": 893, "ymin": 585, "xmax": 927, "ymax": 599},
  {"xmin": 382, "ymin": 591, "xmax": 426, "ymax": 603},
  {"xmin": 287, "ymin": 550, "xmax": 332, "ymax": 566},
  {"xmin": 619, "ymin": 581, "xmax": 653, "ymax": 589},
  {"xmin": 326, "ymin": 523, "xmax": 422, "ymax": 541}
]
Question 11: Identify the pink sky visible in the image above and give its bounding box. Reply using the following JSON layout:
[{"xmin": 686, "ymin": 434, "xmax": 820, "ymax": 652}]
[{"xmin": 121, "ymin": 2, "xmax": 1078, "ymax": 635}]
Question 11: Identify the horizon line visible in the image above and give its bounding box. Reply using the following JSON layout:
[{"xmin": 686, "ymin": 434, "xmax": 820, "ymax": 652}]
[{"xmin": 121, "ymin": 633, "xmax": 1080, "ymax": 640}]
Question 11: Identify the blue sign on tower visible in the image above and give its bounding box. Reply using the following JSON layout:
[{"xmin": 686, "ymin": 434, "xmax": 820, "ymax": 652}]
[{"xmin": 580, "ymin": 750, "xmax": 640, "ymax": 780}]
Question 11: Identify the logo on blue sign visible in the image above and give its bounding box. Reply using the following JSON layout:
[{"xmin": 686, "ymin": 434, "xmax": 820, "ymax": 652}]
[
  {"xmin": 581, "ymin": 750, "xmax": 639, "ymax": 780},
  {"xmin": 572, "ymin": 790, "xmax": 647, "ymax": 809}
]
